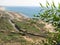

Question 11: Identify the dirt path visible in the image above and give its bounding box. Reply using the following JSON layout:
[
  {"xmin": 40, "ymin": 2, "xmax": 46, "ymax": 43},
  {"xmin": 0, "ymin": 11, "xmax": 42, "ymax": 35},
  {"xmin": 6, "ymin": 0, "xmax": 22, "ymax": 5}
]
[{"xmin": 9, "ymin": 20, "xmax": 19, "ymax": 32}]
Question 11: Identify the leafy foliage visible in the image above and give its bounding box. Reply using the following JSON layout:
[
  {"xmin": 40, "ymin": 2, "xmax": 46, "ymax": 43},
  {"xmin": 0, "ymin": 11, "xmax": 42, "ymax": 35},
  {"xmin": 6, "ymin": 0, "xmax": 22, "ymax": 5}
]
[
  {"xmin": 34, "ymin": 1, "xmax": 60, "ymax": 45},
  {"xmin": 36, "ymin": 2, "xmax": 60, "ymax": 29}
]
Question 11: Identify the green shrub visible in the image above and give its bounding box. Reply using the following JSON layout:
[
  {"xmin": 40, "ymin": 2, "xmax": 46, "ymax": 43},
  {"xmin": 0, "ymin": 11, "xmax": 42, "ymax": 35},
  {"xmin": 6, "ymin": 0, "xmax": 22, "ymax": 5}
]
[{"xmin": 34, "ymin": 1, "xmax": 60, "ymax": 45}]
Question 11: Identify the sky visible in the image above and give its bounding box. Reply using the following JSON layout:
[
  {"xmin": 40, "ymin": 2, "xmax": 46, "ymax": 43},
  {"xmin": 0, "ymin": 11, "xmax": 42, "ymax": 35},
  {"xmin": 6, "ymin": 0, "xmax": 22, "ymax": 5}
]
[{"xmin": 0, "ymin": 0, "xmax": 60, "ymax": 6}]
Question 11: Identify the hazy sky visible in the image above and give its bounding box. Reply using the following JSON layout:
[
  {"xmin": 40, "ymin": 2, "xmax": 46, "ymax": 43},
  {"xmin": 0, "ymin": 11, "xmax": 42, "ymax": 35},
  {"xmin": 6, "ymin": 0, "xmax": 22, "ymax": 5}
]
[{"xmin": 0, "ymin": 0, "xmax": 60, "ymax": 6}]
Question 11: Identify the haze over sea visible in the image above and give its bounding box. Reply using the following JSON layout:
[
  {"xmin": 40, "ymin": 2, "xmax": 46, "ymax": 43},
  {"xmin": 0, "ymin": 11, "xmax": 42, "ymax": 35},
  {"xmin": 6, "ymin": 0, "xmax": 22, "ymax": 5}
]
[{"xmin": 5, "ymin": 6, "xmax": 41, "ymax": 18}]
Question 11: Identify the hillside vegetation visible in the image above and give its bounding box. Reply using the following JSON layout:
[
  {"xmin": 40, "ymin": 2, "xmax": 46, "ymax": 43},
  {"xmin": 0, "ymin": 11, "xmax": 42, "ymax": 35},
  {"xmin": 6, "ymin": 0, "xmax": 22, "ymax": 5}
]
[
  {"xmin": 0, "ymin": 10, "xmax": 55, "ymax": 45},
  {"xmin": 0, "ymin": 2, "xmax": 60, "ymax": 45}
]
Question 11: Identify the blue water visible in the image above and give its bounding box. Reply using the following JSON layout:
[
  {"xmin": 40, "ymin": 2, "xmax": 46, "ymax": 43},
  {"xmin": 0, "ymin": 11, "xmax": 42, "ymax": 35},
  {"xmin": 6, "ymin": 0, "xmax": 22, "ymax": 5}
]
[{"xmin": 5, "ymin": 6, "xmax": 41, "ymax": 18}]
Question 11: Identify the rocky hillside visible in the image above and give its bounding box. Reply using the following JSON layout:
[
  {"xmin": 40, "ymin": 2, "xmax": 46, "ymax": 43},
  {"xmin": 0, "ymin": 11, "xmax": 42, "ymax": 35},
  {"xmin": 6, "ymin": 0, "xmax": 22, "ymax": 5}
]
[{"xmin": 0, "ymin": 9, "xmax": 56, "ymax": 45}]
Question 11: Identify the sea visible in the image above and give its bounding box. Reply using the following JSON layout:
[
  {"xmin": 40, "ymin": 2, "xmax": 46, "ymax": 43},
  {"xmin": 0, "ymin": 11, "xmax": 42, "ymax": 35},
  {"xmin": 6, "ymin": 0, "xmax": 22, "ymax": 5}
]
[{"xmin": 5, "ymin": 6, "xmax": 42, "ymax": 18}]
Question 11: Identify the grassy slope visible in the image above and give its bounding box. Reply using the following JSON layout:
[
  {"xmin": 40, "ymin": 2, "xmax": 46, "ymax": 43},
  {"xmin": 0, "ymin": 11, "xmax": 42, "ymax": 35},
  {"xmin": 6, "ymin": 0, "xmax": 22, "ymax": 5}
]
[
  {"xmin": 0, "ymin": 16, "xmax": 47, "ymax": 45},
  {"xmin": 0, "ymin": 17, "xmax": 14, "ymax": 32},
  {"xmin": 0, "ymin": 17, "xmax": 37, "ymax": 45},
  {"xmin": 0, "ymin": 12, "xmax": 56, "ymax": 45}
]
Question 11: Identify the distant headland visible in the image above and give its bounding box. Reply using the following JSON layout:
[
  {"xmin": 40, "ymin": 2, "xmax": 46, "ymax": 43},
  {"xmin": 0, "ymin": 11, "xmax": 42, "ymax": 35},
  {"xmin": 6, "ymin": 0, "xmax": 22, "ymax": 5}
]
[{"xmin": 0, "ymin": 6, "xmax": 5, "ymax": 11}]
